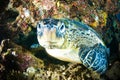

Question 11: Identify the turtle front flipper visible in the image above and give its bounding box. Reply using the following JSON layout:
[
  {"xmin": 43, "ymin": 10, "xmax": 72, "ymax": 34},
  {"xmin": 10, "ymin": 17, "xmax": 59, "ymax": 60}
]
[{"xmin": 79, "ymin": 43, "xmax": 110, "ymax": 74}]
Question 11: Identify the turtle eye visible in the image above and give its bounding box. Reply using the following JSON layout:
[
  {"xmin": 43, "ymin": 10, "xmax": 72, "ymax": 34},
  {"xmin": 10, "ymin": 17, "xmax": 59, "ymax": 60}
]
[
  {"xmin": 38, "ymin": 23, "xmax": 41, "ymax": 29},
  {"xmin": 59, "ymin": 23, "xmax": 65, "ymax": 33},
  {"xmin": 37, "ymin": 23, "xmax": 42, "ymax": 32}
]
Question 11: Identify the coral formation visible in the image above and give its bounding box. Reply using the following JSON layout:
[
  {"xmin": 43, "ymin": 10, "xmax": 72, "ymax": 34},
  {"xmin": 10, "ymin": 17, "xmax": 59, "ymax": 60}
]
[{"xmin": 0, "ymin": 0, "xmax": 120, "ymax": 80}]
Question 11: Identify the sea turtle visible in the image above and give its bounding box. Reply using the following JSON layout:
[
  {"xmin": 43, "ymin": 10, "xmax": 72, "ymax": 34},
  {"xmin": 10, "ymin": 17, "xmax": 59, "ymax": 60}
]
[{"xmin": 36, "ymin": 18, "xmax": 110, "ymax": 74}]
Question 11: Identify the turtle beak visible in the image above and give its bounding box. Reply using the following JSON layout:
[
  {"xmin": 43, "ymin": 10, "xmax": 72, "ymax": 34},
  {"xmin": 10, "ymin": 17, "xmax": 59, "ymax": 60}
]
[{"xmin": 41, "ymin": 27, "xmax": 57, "ymax": 42}]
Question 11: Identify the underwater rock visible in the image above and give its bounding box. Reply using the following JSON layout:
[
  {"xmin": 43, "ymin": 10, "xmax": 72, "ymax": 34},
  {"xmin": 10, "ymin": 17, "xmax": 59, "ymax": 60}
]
[
  {"xmin": 30, "ymin": 63, "xmax": 100, "ymax": 80},
  {"xmin": 0, "ymin": 0, "xmax": 9, "ymax": 13},
  {"xmin": 81, "ymin": 10, "xmax": 108, "ymax": 28},
  {"xmin": 6, "ymin": 0, "xmax": 118, "ymax": 36},
  {"xmin": 105, "ymin": 0, "xmax": 120, "ymax": 13},
  {"xmin": 0, "ymin": 39, "xmax": 44, "ymax": 72},
  {"xmin": 116, "ymin": 13, "xmax": 120, "ymax": 22},
  {"xmin": 106, "ymin": 61, "xmax": 120, "ymax": 80}
]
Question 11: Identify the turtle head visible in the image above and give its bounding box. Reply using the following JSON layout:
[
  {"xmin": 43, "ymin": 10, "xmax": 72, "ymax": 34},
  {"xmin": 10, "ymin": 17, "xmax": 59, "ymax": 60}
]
[{"xmin": 37, "ymin": 18, "xmax": 66, "ymax": 49}]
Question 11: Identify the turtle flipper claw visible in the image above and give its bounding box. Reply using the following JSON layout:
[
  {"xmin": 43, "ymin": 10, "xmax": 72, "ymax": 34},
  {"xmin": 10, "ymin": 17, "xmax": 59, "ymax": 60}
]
[{"xmin": 79, "ymin": 43, "xmax": 109, "ymax": 74}]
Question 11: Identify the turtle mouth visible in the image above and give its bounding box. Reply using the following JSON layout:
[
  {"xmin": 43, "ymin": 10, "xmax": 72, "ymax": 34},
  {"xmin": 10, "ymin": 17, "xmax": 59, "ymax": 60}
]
[
  {"xmin": 43, "ymin": 44, "xmax": 58, "ymax": 49},
  {"xmin": 47, "ymin": 45, "xmax": 57, "ymax": 49},
  {"xmin": 37, "ymin": 36, "xmax": 65, "ymax": 49},
  {"xmin": 42, "ymin": 41, "xmax": 58, "ymax": 49},
  {"xmin": 45, "ymin": 41, "xmax": 57, "ymax": 44}
]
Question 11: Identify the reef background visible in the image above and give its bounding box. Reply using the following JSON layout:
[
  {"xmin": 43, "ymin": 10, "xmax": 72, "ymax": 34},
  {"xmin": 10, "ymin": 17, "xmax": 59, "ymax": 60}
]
[{"xmin": 0, "ymin": 0, "xmax": 120, "ymax": 80}]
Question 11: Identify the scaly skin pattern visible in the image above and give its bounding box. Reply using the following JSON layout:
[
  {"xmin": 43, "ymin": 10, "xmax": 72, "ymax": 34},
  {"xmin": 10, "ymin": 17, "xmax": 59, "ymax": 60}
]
[{"xmin": 37, "ymin": 18, "xmax": 110, "ymax": 74}]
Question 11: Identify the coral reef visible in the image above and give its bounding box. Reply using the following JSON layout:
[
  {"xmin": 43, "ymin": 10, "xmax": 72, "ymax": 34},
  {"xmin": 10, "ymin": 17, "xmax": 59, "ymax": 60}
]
[
  {"xmin": 0, "ymin": 39, "xmax": 44, "ymax": 79},
  {"xmin": 0, "ymin": 0, "xmax": 120, "ymax": 80}
]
